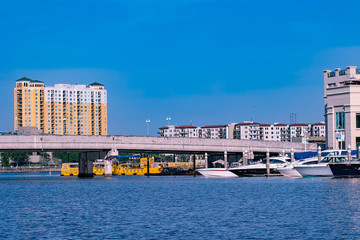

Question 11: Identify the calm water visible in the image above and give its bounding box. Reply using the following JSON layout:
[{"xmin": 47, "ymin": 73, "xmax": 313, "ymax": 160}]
[{"xmin": 0, "ymin": 173, "xmax": 359, "ymax": 240}]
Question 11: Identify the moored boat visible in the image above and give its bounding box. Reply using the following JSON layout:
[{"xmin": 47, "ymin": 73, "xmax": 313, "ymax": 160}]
[
  {"xmin": 197, "ymin": 168, "xmax": 238, "ymax": 178},
  {"xmin": 329, "ymin": 162, "xmax": 360, "ymax": 177},
  {"xmin": 276, "ymin": 162, "xmax": 304, "ymax": 177},
  {"xmin": 294, "ymin": 155, "xmax": 348, "ymax": 177},
  {"xmin": 228, "ymin": 156, "xmax": 291, "ymax": 177},
  {"xmin": 277, "ymin": 149, "xmax": 351, "ymax": 178}
]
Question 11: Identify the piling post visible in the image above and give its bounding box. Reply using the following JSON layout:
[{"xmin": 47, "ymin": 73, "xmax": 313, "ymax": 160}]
[
  {"xmin": 224, "ymin": 151, "xmax": 228, "ymax": 168},
  {"xmin": 243, "ymin": 150, "xmax": 247, "ymax": 165},
  {"xmin": 291, "ymin": 148, "xmax": 295, "ymax": 162},
  {"xmin": 147, "ymin": 156, "xmax": 150, "ymax": 177},
  {"xmin": 266, "ymin": 148, "xmax": 270, "ymax": 175},
  {"xmin": 358, "ymin": 146, "xmax": 360, "ymax": 159},
  {"xmin": 205, "ymin": 153, "xmax": 208, "ymax": 168},
  {"xmin": 317, "ymin": 146, "xmax": 322, "ymax": 163},
  {"xmin": 348, "ymin": 145, "xmax": 352, "ymax": 161},
  {"xmin": 282, "ymin": 149, "xmax": 285, "ymax": 157},
  {"xmin": 193, "ymin": 154, "xmax": 196, "ymax": 177}
]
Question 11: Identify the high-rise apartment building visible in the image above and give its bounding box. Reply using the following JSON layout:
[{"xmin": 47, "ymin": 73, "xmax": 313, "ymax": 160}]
[{"xmin": 14, "ymin": 77, "xmax": 107, "ymax": 135}]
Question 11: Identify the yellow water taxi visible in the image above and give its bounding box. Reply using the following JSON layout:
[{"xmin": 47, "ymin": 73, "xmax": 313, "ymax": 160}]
[
  {"xmin": 61, "ymin": 161, "xmax": 110, "ymax": 176},
  {"xmin": 61, "ymin": 158, "xmax": 163, "ymax": 176},
  {"xmin": 113, "ymin": 158, "xmax": 163, "ymax": 176},
  {"xmin": 60, "ymin": 163, "xmax": 79, "ymax": 176}
]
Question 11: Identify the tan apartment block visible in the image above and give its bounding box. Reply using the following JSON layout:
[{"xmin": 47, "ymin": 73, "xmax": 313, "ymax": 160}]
[{"xmin": 14, "ymin": 77, "xmax": 107, "ymax": 135}]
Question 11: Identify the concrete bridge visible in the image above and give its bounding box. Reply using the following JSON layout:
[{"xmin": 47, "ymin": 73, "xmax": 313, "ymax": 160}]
[
  {"xmin": 0, "ymin": 135, "xmax": 317, "ymax": 177},
  {"xmin": 0, "ymin": 135, "xmax": 315, "ymax": 153}
]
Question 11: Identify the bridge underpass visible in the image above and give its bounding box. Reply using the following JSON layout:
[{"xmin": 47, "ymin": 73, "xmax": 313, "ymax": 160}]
[{"xmin": 0, "ymin": 135, "xmax": 317, "ymax": 177}]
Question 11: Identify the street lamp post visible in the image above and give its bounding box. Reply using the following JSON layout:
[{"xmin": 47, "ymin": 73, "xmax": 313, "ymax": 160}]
[
  {"xmin": 166, "ymin": 116, "xmax": 171, "ymax": 126},
  {"xmin": 146, "ymin": 119, "xmax": 150, "ymax": 137}
]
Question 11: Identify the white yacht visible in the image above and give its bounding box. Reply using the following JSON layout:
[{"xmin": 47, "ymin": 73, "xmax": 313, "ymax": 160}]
[
  {"xmin": 276, "ymin": 158, "xmax": 315, "ymax": 177},
  {"xmin": 294, "ymin": 155, "xmax": 348, "ymax": 177},
  {"xmin": 197, "ymin": 159, "xmax": 238, "ymax": 178},
  {"xmin": 276, "ymin": 150, "xmax": 349, "ymax": 177},
  {"xmin": 197, "ymin": 168, "xmax": 238, "ymax": 178},
  {"xmin": 228, "ymin": 156, "xmax": 291, "ymax": 177}
]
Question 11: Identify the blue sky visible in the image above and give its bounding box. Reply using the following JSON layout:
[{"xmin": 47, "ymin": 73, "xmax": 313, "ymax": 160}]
[{"xmin": 1, "ymin": 0, "xmax": 360, "ymax": 136}]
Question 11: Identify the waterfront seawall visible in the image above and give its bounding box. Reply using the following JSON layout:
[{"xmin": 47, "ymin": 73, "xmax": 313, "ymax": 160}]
[{"xmin": 0, "ymin": 167, "xmax": 61, "ymax": 173}]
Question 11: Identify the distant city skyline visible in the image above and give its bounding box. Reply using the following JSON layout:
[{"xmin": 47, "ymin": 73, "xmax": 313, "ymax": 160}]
[{"xmin": 2, "ymin": 0, "xmax": 360, "ymax": 136}]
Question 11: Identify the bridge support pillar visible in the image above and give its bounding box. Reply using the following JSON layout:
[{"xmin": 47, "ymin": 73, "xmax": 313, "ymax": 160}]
[
  {"xmin": 104, "ymin": 160, "xmax": 112, "ymax": 177},
  {"xmin": 78, "ymin": 155, "xmax": 94, "ymax": 178},
  {"xmin": 78, "ymin": 151, "xmax": 107, "ymax": 178}
]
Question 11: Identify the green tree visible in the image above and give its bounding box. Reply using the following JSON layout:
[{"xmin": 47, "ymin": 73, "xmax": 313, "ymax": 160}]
[
  {"xmin": 178, "ymin": 154, "xmax": 189, "ymax": 162},
  {"xmin": 2, "ymin": 152, "xmax": 31, "ymax": 167},
  {"xmin": 1, "ymin": 152, "xmax": 10, "ymax": 167},
  {"xmin": 52, "ymin": 152, "xmax": 79, "ymax": 163}
]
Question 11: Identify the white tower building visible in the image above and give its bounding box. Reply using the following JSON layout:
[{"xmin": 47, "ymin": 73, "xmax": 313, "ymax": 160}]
[{"xmin": 324, "ymin": 66, "xmax": 360, "ymax": 150}]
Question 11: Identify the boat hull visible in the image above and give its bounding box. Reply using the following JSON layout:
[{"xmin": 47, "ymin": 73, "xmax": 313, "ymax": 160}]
[
  {"xmin": 197, "ymin": 168, "xmax": 238, "ymax": 178},
  {"xmin": 229, "ymin": 167, "xmax": 279, "ymax": 177},
  {"xmin": 276, "ymin": 166, "xmax": 302, "ymax": 177},
  {"xmin": 329, "ymin": 163, "xmax": 360, "ymax": 177},
  {"xmin": 294, "ymin": 165, "xmax": 332, "ymax": 177}
]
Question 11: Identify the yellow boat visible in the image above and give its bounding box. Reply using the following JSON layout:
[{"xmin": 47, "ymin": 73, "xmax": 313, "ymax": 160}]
[
  {"xmin": 60, "ymin": 163, "xmax": 79, "ymax": 176},
  {"xmin": 166, "ymin": 162, "xmax": 200, "ymax": 168},
  {"xmin": 61, "ymin": 161, "xmax": 111, "ymax": 176},
  {"xmin": 113, "ymin": 158, "xmax": 163, "ymax": 176},
  {"xmin": 61, "ymin": 158, "xmax": 163, "ymax": 176}
]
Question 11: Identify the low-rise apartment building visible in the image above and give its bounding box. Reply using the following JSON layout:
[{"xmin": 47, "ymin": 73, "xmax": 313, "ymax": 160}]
[
  {"xmin": 199, "ymin": 125, "xmax": 229, "ymax": 139},
  {"xmin": 159, "ymin": 121, "xmax": 325, "ymax": 142},
  {"xmin": 233, "ymin": 122, "xmax": 260, "ymax": 140},
  {"xmin": 159, "ymin": 125, "xmax": 199, "ymax": 138},
  {"xmin": 311, "ymin": 122, "xmax": 326, "ymax": 137},
  {"xmin": 289, "ymin": 123, "xmax": 310, "ymax": 140}
]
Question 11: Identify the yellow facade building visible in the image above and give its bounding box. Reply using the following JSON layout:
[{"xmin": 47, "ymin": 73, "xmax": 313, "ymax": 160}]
[{"xmin": 14, "ymin": 77, "xmax": 107, "ymax": 135}]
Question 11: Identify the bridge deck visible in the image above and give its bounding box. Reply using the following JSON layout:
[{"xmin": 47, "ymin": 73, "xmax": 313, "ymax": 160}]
[{"xmin": 0, "ymin": 135, "xmax": 316, "ymax": 153}]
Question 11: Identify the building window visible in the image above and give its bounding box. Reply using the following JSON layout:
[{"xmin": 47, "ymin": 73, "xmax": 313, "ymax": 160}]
[
  {"xmin": 336, "ymin": 112, "xmax": 345, "ymax": 129},
  {"xmin": 356, "ymin": 137, "xmax": 360, "ymax": 149},
  {"xmin": 356, "ymin": 114, "xmax": 360, "ymax": 128}
]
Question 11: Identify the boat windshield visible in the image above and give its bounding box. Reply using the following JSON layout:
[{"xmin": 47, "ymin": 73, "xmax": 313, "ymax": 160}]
[
  {"xmin": 261, "ymin": 158, "xmax": 288, "ymax": 164},
  {"xmin": 321, "ymin": 156, "xmax": 347, "ymax": 163},
  {"xmin": 322, "ymin": 150, "xmax": 347, "ymax": 157}
]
